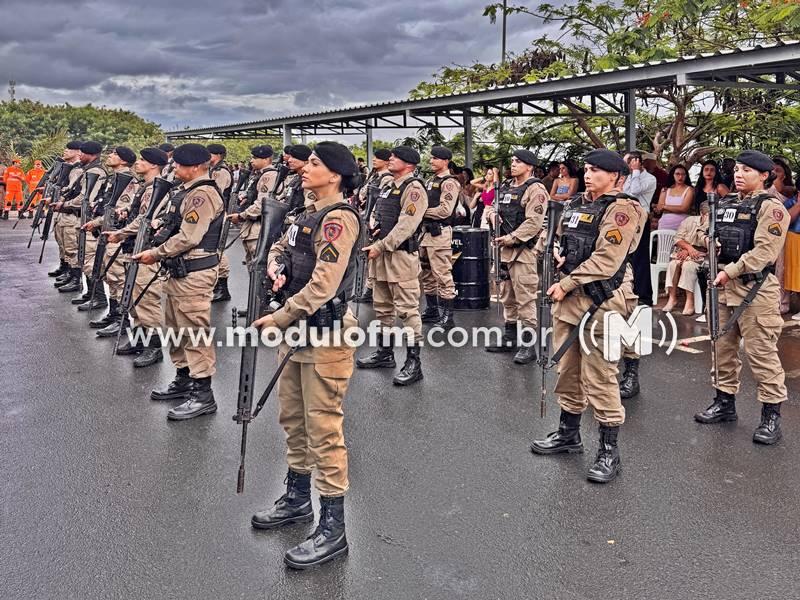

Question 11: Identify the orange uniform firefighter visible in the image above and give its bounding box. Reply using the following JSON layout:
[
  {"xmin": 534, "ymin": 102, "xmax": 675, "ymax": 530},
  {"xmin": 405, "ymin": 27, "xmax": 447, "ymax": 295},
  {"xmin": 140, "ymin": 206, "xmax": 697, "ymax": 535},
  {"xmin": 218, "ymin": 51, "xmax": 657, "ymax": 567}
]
[
  {"xmin": 25, "ymin": 160, "xmax": 46, "ymax": 214},
  {"xmin": 3, "ymin": 158, "xmax": 26, "ymax": 218}
]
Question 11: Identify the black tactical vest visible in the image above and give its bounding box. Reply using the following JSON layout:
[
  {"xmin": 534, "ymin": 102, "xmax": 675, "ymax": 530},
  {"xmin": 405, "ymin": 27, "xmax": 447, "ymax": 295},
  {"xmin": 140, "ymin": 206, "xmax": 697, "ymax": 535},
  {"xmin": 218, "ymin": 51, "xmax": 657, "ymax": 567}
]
[
  {"xmin": 717, "ymin": 193, "xmax": 773, "ymax": 265},
  {"xmin": 122, "ymin": 181, "xmax": 154, "ymax": 253},
  {"xmin": 243, "ymin": 169, "xmax": 263, "ymax": 209},
  {"xmin": 498, "ymin": 177, "xmax": 542, "ymax": 233},
  {"xmin": 375, "ymin": 177, "xmax": 424, "ymax": 250},
  {"xmin": 153, "ymin": 179, "xmax": 223, "ymax": 252},
  {"xmin": 282, "ymin": 203, "xmax": 361, "ymax": 311},
  {"xmin": 210, "ymin": 161, "xmax": 234, "ymax": 204},
  {"xmin": 424, "ymin": 174, "xmax": 458, "ymax": 226},
  {"xmin": 286, "ymin": 176, "xmax": 306, "ymax": 213}
]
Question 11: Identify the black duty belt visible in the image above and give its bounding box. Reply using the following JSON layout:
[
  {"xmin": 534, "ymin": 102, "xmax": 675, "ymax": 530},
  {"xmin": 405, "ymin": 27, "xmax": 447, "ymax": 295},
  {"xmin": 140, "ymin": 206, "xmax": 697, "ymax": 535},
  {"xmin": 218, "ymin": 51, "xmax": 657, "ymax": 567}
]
[{"xmin": 163, "ymin": 254, "xmax": 220, "ymax": 278}]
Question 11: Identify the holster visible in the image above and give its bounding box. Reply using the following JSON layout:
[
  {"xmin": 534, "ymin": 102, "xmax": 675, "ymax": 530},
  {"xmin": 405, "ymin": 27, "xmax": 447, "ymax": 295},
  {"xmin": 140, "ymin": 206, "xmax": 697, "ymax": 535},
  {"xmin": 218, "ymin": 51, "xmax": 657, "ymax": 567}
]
[
  {"xmin": 424, "ymin": 221, "xmax": 442, "ymax": 237},
  {"xmin": 307, "ymin": 295, "xmax": 348, "ymax": 328}
]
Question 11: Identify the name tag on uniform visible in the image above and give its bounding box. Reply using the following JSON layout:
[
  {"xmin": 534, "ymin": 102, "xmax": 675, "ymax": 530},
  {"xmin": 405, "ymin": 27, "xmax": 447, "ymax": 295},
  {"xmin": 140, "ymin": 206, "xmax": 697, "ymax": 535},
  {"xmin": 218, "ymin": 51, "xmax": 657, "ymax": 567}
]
[
  {"xmin": 391, "ymin": 189, "xmax": 401, "ymax": 196},
  {"xmin": 722, "ymin": 208, "xmax": 736, "ymax": 223},
  {"xmin": 287, "ymin": 224, "xmax": 299, "ymax": 247},
  {"xmin": 567, "ymin": 213, "xmax": 581, "ymax": 228},
  {"xmin": 579, "ymin": 213, "xmax": 594, "ymax": 224}
]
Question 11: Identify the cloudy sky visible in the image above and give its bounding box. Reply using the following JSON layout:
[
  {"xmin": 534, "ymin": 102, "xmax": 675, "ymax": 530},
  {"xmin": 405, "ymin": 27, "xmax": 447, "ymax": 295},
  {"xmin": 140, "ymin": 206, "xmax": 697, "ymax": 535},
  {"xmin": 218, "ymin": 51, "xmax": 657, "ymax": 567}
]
[{"xmin": 0, "ymin": 0, "xmax": 554, "ymax": 132}]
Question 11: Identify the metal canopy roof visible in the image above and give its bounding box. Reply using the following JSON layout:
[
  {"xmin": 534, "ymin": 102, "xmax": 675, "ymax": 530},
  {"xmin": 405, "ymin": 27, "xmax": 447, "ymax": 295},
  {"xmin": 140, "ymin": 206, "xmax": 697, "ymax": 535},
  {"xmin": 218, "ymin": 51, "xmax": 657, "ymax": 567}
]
[{"xmin": 166, "ymin": 41, "xmax": 800, "ymax": 141}]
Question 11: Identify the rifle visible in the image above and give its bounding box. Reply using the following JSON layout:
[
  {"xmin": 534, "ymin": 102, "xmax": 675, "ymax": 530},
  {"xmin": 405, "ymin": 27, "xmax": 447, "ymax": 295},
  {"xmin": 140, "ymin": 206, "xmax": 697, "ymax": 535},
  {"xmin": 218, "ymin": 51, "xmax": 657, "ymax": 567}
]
[
  {"xmin": 218, "ymin": 168, "xmax": 251, "ymax": 256},
  {"xmin": 706, "ymin": 192, "xmax": 720, "ymax": 387},
  {"xmin": 353, "ymin": 180, "xmax": 380, "ymax": 316},
  {"xmin": 233, "ymin": 163, "xmax": 291, "ymax": 494},
  {"xmin": 37, "ymin": 163, "xmax": 76, "ymax": 263},
  {"xmin": 491, "ymin": 178, "xmax": 502, "ymax": 313},
  {"xmin": 113, "ymin": 177, "xmax": 174, "ymax": 355},
  {"xmin": 76, "ymin": 172, "xmax": 102, "ymax": 269},
  {"xmin": 87, "ymin": 172, "xmax": 135, "ymax": 310},
  {"xmin": 537, "ymin": 200, "xmax": 564, "ymax": 418},
  {"xmin": 28, "ymin": 162, "xmax": 66, "ymax": 246},
  {"xmin": 14, "ymin": 159, "xmax": 60, "ymax": 230}
]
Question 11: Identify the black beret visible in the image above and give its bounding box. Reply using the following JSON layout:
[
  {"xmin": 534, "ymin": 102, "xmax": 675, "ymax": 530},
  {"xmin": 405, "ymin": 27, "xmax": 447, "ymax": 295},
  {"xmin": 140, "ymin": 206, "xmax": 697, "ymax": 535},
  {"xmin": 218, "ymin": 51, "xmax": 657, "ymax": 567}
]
[
  {"xmin": 373, "ymin": 148, "xmax": 392, "ymax": 161},
  {"xmin": 80, "ymin": 141, "xmax": 103, "ymax": 155},
  {"xmin": 140, "ymin": 147, "xmax": 169, "ymax": 167},
  {"xmin": 207, "ymin": 143, "xmax": 227, "ymax": 155},
  {"xmin": 283, "ymin": 145, "xmax": 293, "ymax": 154},
  {"xmin": 431, "ymin": 146, "xmax": 453, "ymax": 161},
  {"xmin": 172, "ymin": 143, "xmax": 211, "ymax": 167},
  {"xmin": 158, "ymin": 143, "xmax": 175, "ymax": 153},
  {"xmin": 584, "ymin": 149, "xmax": 629, "ymax": 175},
  {"xmin": 114, "ymin": 146, "xmax": 136, "ymax": 165},
  {"xmin": 250, "ymin": 145, "xmax": 274, "ymax": 159},
  {"xmin": 313, "ymin": 141, "xmax": 359, "ymax": 177},
  {"xmin": 391, "ymin": 145, "xmax": 420, "ymax": 165},
  {"xmin": 66, "ymin": 140, "xmax": 83, "ymax": 150},
  {"xmin": 512, "ymin": 149, "xmax": 538, "ymax": 166},
  {"xmin": 289, "ymin": 144, "xmax": 312, "ymax": 161},
  {"xmin": 736, "ymin": 150, "xmax": 775, "ymax": 173}
]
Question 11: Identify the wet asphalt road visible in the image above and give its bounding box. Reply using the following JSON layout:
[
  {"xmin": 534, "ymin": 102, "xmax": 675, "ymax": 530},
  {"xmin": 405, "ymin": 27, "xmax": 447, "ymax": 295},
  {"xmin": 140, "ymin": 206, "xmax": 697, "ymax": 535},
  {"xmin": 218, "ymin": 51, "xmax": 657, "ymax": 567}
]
[{"xmin": 2, "ymin": 218, "xmax": 799, "ymax": 600}]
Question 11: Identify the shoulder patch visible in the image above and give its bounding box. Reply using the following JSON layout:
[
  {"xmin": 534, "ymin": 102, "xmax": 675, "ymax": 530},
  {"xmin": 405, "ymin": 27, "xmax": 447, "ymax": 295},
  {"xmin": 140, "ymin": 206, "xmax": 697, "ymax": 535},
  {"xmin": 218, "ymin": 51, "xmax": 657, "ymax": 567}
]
[
  {"xmin": 405, "ymin": 203, "xmax": 417, "ymax": 216},
  {"xmin": 320, "ymin": 243, "xmax": 340, "ymax": 263},
  {"xmin": 604, "ymin": 229, "xmax": 623, "ymax": 245},
  {"xmin": 534, "ymin": 204, "xmax": 544, "ymax": 214},
  {"xmin": 614, "ymin": 212, "xmax": 630, "ymax": 227},
  {"xmin": 409, "ymin": 191, "xmax": 420, "ymax": 203},
  {"xmin": 323, "ymin": 222, "xmax": 343, "ymax": 242},
  {"xmin": 191, "ymin": 196, "xmax": 205, "ymax": 208},
  {"xmin": 773, "ymin": 209, "xmax": 785, "ymax": 222},
  {"xmin": 768, "ymin": 223, "xmax": 782, "ymax": 237},
  {"xmin": 184, "ymin": 210, "xmax": 199, "ymax": 224}
]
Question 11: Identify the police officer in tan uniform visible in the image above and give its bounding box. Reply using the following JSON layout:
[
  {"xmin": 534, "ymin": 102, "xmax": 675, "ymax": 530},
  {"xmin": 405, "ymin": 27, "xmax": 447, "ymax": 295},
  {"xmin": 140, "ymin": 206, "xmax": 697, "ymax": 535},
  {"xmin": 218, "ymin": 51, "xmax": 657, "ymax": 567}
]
[
  {"xmin": 228, "ymin": 145, "xmax": 278, "ymax": 263},
  {"xmin": 251, "ymin": 141, "xmax": 361, "ymax": 569},
  {"xmin": 354, "ymin": 148, "xmax": 394, "ymax": 304},
  {"xmin": 279, "ymin": 144, "xmax": 313, "ymax": 215},
  {"xmin": 106, "ymin": 147, "xmax": 170, "ymax": 367},
  {"xmin": 531, "ymin": 149, "xmax": 640, "ymax": 484},
  {"xmin": 49, "ymin": 141, "xmax": 84, "ymax": 281},
  {"xmin": 419, "ymin": 146, "xmax": 461, "ymax": 329},
  {"xmin": 695, "ymin": 150, "xmax": 789, "ymax": 445},
  {"xmin": 54, "ymin": 141, "xmax": 108, "ymax": 294},
  {"xmin": 484, "ymin": 149, "xmax": 549, "ymax": 364},
  {"xmin": 159, "ymin": 143, "xmax": 176, "ymax": 182},
  {"xmin": 207, "ymin": 143, "xmax": 234, "ymax": 303},
  {"xmin": 133, "ymin": 143, "xmax": 223, "ymax": 421}
]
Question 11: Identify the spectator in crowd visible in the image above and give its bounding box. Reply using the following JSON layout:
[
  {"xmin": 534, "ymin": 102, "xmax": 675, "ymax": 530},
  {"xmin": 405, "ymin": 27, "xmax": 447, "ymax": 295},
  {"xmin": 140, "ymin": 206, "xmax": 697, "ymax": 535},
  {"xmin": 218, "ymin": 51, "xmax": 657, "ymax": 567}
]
[
  {"xmin": 642, "ymin": 152, "xmax": 669, "ymax": 207},
  {"xmin": 785, "ymin": 175, "xmax": 800, "ymax": 320},
  {"xmin": 693, "ymin": 160, "xmax": 730, "ymax": 214},
  {"xmin": 654, "ymin": 165, "xmax": 694, "ymax": 231},
  {"xmin": 663, "ymin": 201, "xmax": 709, "ymax": 314},
  {"xmin": 549, "ymin": 159, "xmax": 580, "ymax": 201},
  {"xmin": 623, "ymin": 151, "xmax": 657, "ymax": 303},
  {"xmin": 719, "ymin": 157, "xmax": 736, "ymax": 190},
  {"xmin": 771, "ymin": 158, "xmax": 796, "ymax": 313},
  {"xmin": 469, "ymin": 167, "xmax": 499, "ymax": 228},
  {"xmin": 453, "ymin": 167, "xmax": 477, "ymax": 227},
  {"xmin": 541, "ymin": 161, "xmax": 559, "ymax": 194}
]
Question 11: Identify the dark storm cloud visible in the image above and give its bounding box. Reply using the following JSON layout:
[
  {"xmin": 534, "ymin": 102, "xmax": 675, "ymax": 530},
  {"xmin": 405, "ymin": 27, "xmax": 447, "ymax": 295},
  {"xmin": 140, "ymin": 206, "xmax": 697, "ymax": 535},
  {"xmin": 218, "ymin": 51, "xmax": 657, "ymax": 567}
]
[{"xmin": 0, "ymin": 0, "xmax": 557, "ymax": 130}]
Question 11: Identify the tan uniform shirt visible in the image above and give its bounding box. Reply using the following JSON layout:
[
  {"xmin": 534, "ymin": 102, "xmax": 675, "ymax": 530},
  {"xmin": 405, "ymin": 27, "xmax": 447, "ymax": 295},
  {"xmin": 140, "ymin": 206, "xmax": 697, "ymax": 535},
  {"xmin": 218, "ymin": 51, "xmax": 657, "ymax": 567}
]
[
  {"xmin": 151, "ymin": 175, "xmax": 223, "ymax": 261},
  {"xmin": 88, "ymin": 167, "xmax": 139, "ymax": 228},
  {"xmin": 720, "ymin": 191, "xmax": 789, "ymax": 306},
  {"xmin": 371, "ymin": 172, "xmax": 428, "ymax": 283},
  {"xmin": 241, "ymin": 169, "xmax": 279, "ymax": 241},
  {"xmin": 210, "ymin": 163, "xmax": 232, "ymax": 204},
  {"xmin": 64, "ymin": 160, "xmax": 107, "ymax": 210},
  {"xmin": 420, "ymin": 175, "xmax": 460, "ymax": 249},
  {"xmin": 485, "ymin": 179, "xmax": 549, "ymax": 263}
]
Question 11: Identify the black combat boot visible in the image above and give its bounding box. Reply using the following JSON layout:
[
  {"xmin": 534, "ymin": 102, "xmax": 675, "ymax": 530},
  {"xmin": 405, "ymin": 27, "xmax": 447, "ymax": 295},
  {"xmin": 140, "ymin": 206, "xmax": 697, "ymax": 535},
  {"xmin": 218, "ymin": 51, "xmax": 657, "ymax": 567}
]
[
  {"xmin": 55, "ymin": 270, "xmax": 73, "ymax": 286},
  {"xmin": 116, "ymin": 325, "xmax": 147, "ymax": 355},
  {"xmin": 77, "ymin": 279, "xmax": 107, "ymax": 311},
  {"xmin": 513, "ymin": 328, "xmax": 537, "ymax": 364},
  {"xmin": 58, "ymin": 268, "xmax": 83, "ymax": 293},
  {"xmin": 393, "ymin": 344, "xmax": 423, "ymax": 386},
  {"xmin": 71, "ymin": 280, "xmax": 92, "ymax": 305},
  {"xmin": 96, "ymin": 310, "xmax": 125, "ymax": 337},
  {"xmin": 90, "ymin": 298, "xmax": 119, "ymax": 329},
  {"xmin": 420, "ymin": 294, "xmax": 440, "ymax": 323},
  {"xmin": 251, "ymin": 470, "xmax": 314, "ymax": 530},
  {"xmin": 486, "ymin": 321, "xmax": 519, "ymax": 353},
  {"xmin": 48, "ymin": 260, "xmax": 68, "ymax": 277},
  {"xmin": 1, "ymin": 210, "xmax": 8, "ymax": 220},
  {"xmin": 284, "ymin": 495, "xmax": 348, "ymax": 569},
  {"xmin": 354, "ymin": 287, "xmax": 373, "ymax": 304},
  {"xmin": 133, "ymin": 344, "xmax": 163, "ymax": 368},
  {"xmin": 618, "ymin": 357, "xmax": 640, "ymax": 399},
  {"xmin": 356, "ymin": 335, "xmax": 395, "ymax": 369},
  {"xmin": 753, "ymin": 402, "xmax": 783, "ymax": 445},
  {"xmin": 167, "ymin": 376, "xmax": 218, "ymax": 420},
  {"xmin": 586, "ymin": 425, "xmax": 621, "ymax": 483},
  {"xmin": 151, "ymin": 367, "xmax": 193, "ymax": 401},
  {"xmin": 530, "ymin": 410, "xmax": 583, "ymax": 454},
  {"xmin": 433, "ymin": 298, "xmax": 456, "ymax": 330},
  {"xmin": 694, "ymin": 390, "xmax": 737, "ymax": 424},
  {"xmin": 211, "ymin": 277, "xmax": 231, "ymax": 303}
]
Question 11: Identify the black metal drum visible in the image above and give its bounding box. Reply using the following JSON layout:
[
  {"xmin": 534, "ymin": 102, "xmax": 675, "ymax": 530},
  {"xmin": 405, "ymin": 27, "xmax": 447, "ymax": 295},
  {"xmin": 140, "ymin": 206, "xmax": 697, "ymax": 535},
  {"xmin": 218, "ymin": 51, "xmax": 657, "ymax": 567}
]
[{"xmin": 451, "ymin": 226, "xmax": 490, "ymax": 310}]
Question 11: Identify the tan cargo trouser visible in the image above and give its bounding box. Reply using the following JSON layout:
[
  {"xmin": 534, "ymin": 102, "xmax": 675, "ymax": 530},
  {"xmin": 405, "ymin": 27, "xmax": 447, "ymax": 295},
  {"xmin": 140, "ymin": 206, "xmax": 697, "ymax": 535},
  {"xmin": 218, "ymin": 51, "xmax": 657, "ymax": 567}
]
[
  {"xmin": 716, "ymin": 305, "xmax": 786, "ymax": 403},
  {"xmin": 554, "ymin": 315, "xmax": 626, "ymax": 425},
  {"xmin": 130, "ymin": 261, "xmax": 163, "ymax": 329},
  {"xmin": 105, "ymin": 244, "xmax": 126, "ymax": 301},
  {"xmin": 243, "ymin": 240, "xmax": 256, "ymax": 264},
  {"xmin": 420, "ymin": 244, "xmax": 457, "ymax": 300},
  {"xmin": 500, "ymin": 260, "xmax": 538, "ymax": 328},
  {"xmin": 218, "ymin": 253, "xmax": 230, "ymax": 278},
  {"xmin": 373, "ymin": 279, "xmax": 423, "ymax": 342},
  {"xmin": 81, "ymin": 235, "xmax": 97, "ymax": 277},
  {"xmin": 54, "ymin": 216, "xmax": 65, "ymax": 261},
  {"xmin": 58, "ymin": 214, "xmax": 79, "ymax": 267},
  {"xmin": 163, "ymin": 267, "xmax": 217, "ymax": 378},
  {"xmin": 278, "ymin": 347, "xmax": 355, "ymax": 496}
]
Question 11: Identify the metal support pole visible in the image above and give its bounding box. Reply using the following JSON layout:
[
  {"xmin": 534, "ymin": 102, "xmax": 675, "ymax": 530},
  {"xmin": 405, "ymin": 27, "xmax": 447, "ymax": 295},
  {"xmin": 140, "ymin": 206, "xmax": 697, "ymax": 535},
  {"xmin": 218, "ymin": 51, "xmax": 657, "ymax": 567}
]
[
  {"xmin": 366, "ymin": 127, "xmax": 374, "ymax": 170},
  {"xmin": 282, "ymin": 124, "xmax": 292, "ymax": 148},
  {"xmin": 463, "ymin": 111, "xmax": 473, "ymax": 169},
  {"xmin": 625, "ymin": 89, "xmax": 636, "ymax": 152}
]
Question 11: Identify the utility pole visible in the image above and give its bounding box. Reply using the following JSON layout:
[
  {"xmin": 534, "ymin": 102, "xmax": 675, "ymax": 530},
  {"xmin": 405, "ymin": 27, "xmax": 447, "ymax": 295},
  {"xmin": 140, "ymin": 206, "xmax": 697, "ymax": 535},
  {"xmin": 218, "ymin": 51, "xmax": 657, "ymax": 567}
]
[
  {"xmin": 501, "ymin": 0, "xmax": 508, "ymax": 64},
  {"xmin": 8, "ymin": 80, "xmax": 16, "ymax": 101}
]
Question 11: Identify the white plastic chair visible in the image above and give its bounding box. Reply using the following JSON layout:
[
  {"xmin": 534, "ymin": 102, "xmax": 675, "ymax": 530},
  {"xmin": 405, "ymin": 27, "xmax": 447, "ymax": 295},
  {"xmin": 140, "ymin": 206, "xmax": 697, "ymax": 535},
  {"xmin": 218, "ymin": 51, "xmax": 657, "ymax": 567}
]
[{"xmin": 650, "ymin": 229, "xmax": 677, "ymax": 306}]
